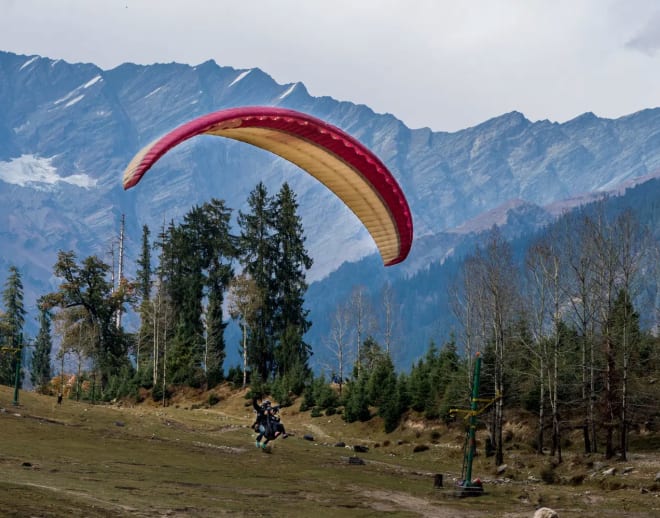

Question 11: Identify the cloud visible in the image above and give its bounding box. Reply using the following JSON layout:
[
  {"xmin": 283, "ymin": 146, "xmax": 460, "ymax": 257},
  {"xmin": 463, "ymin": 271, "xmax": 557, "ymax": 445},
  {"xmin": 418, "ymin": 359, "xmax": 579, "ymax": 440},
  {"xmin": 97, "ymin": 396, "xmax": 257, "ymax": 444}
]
[{"xmin": 625, "ymin": 11, "xmax": 660, "ymax": 55}]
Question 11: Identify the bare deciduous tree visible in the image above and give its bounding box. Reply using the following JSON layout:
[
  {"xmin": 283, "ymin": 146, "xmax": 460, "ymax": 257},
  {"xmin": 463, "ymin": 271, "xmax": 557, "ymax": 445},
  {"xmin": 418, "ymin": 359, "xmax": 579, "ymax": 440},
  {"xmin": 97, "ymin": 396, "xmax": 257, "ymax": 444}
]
[
  {"xmin": 324, "ymin": 300, "xmax": 352, "ymax": 395},
  {"xmin": 473, "ymin": 228, "xmax": 520, "ymax": 466},
  {"xmin": 526, "ymin": 238, "xmax": 564, "ymax": 462},
  {"xmin": 350, "ymin": 286, "xmax": 375, "ymax": 378},
  {"xmin": 227, "ymin": 273, "xmax": 263, "ymax": 388}
]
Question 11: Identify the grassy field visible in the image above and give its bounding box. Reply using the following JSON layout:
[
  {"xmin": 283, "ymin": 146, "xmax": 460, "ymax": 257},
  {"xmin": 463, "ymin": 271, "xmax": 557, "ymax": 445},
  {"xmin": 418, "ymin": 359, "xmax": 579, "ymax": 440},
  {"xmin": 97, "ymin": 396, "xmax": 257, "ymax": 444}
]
[{"xmin": 1, "ymin": 385, "xmax": 658, "ymax": 517}]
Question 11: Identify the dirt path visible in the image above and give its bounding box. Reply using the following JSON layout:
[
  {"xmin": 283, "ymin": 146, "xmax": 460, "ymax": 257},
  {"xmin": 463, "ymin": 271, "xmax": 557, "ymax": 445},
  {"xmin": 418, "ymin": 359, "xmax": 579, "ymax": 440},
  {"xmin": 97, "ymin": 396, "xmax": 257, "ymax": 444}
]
[{"xmin": 364, "ymin": 490, "xmax": 480, "ymax": 517}]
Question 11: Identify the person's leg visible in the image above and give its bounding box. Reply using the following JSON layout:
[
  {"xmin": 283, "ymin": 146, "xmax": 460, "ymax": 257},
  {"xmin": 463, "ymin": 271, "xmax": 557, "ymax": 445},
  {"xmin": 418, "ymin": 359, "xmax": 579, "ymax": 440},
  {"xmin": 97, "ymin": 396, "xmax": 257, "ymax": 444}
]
[{"xmin": 256, "ymin": 424, "xmax": 266, "ymax": 447}]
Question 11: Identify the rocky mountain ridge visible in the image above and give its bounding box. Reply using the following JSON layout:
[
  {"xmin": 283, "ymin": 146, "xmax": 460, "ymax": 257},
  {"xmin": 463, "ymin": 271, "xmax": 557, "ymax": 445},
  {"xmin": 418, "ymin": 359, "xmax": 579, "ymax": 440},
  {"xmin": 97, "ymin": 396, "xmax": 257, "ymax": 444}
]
[{"xmin": 1, "ymin": 50, "xmax": 659, "ymax": 337}]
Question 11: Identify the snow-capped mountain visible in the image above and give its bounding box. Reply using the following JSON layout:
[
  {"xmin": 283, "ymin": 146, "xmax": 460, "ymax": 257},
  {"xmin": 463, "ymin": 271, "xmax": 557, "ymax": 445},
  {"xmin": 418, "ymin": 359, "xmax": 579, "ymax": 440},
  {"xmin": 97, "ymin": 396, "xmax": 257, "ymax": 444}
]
[{"xmin": 1, "ymin": 50, "xmax": 660, "ymax": 325}]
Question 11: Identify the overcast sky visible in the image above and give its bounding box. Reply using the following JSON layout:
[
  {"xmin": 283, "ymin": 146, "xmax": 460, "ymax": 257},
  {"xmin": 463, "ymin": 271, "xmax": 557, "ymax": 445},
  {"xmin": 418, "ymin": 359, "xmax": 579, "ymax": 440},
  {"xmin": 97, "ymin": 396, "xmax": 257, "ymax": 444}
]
[{"xmin": 2, "ymin": 0, "xmax": 660, "ymax": 131}]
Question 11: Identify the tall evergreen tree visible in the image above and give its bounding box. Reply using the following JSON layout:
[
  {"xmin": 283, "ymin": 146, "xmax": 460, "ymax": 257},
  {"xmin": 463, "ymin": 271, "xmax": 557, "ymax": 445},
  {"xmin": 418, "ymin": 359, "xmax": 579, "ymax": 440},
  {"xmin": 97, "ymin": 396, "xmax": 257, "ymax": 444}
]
[
  {"xmin": 372, "ymin": 355, "xmax": 400, "ymax": 433},
  {"xmin": 135, "ymin": 224, "xmax": 152, "ymax": 374},
  {"xmin": 343, "ymin": 371, "xmax": 371, "ymax": 423},
  {"xmin": 136, "ymin": 224, "xmax": 152, "ymax": 302},
  {"xmin": 238, "ymin": 182, "xmax": 277, "ymax": 382},
  {"xmin": 272, "ymin": 183, "xmax": 313, "ymax": 379},
  {"xmin": 0, "ymin": 266, "xmax": 26, "ymax": 386},
  {"xmin": 196, "ymin": 199, "xmax": 236, "ymax": 386},
  {"xmin": 165, "ymin": 220, "xmax": 207, "ymax": 385},
  {"xmin": 31, "ymin": 299, "xmax": 53, "ymax": 392},
  {"xmin": 155, "ymin": 200, "xmax": 236, "ymax": 386}
]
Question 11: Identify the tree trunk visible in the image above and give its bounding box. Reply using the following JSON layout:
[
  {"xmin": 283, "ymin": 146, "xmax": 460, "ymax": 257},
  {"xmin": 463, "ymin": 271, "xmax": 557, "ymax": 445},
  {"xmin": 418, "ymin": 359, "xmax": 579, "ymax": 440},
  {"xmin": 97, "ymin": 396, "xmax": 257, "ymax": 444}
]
[
  {"xmin": 537, "ymin": 357, "xmax": 544, "ymax": 454},
  {"xmin": 604, "ymin": 336, "xmax": 615, "ymax": 459},
  {"xmin": 589, "ymin": 337, "xmax": 597, "ymax": 453},
  {"xmin": 495, "ymin": 321, "xmax": 505, "ymax": 466},
  {"xmin": 582, "ymin": 334, "xmax": 591, "ymax": 453},
  {"xmin": 620, "ymin": 321, "xmax": 629, "ymax": 461},
  {"xmin": 242, "ymin": 321, "xmax": 248, "ymax": 388}
]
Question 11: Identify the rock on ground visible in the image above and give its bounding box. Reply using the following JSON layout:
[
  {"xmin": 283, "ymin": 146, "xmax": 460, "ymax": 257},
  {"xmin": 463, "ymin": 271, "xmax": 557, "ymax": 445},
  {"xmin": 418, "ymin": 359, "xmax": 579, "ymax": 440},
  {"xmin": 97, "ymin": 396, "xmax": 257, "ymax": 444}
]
[{"xmin": 533, "ymin": 507, "xmax": 558, "ymax": 518}]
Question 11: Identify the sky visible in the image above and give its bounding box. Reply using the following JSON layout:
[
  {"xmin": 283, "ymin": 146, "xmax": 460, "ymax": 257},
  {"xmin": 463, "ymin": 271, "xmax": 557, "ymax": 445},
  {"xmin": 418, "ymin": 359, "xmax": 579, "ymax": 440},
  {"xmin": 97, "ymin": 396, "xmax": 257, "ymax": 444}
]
[{"xmin": 2, "ymin": 0, "xmax": 660, "ymax": 132}]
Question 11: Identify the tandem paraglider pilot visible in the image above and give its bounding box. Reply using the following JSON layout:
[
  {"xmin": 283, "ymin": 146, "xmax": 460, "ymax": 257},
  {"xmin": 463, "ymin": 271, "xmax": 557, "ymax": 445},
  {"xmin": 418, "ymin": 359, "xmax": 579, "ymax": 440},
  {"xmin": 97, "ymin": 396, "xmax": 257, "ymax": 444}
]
[{"xmin": 253, "ymin": 398, "xmax": 287, "ymax": 449}]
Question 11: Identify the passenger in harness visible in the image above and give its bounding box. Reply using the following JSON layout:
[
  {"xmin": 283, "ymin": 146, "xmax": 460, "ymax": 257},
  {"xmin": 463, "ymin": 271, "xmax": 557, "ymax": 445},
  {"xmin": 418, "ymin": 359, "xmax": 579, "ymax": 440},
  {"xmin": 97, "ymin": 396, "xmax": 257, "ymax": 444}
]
[{"xmin": 253, "ymin": 398, "xmax": 287, "ymax": 449}]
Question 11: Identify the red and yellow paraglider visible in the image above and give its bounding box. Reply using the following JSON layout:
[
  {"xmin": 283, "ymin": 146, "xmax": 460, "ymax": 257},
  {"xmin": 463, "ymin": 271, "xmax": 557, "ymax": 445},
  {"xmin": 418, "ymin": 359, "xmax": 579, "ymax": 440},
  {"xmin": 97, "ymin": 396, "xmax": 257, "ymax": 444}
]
[{"xmin": 123, "ymin": 106, "xmax": 412, "ymax": 266}]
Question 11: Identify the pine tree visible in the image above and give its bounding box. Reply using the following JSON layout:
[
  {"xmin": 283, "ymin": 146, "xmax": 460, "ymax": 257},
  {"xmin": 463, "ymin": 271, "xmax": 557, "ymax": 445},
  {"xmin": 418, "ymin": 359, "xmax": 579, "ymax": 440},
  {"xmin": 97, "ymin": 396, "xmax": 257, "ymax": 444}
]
[
  {"xmin": 272, "ymin": 183, "xmax": 313, "ymax": 380},
  {"xmin": 154, "ymin": 200, "xmax": 236, "ymax": 386},
  {"xmin": 238, "ymin": 182, "xmax": 277, "ymax": 381},
  {"xmin": 0, "ymin": 266, "xmax": 26, "ymax": 386},
  {"xmin": 135, "ymin": 224, "xmax": 152, "ymax": 375},
  {"xmin": 368, "ymin": 351, "xmax": 395, "ymax": 408},
  {"xmin": 30, "ymin": 299, "xmax": 52, "ymax": 392},
  {"xmin": 166, "ymin": 220, "xmax": 206, "ymax": 385},
  {"xmin": 396, "ymin": 372, "xmax": 412, "ymax": 416},
  {"xmin": 197, "ymin": 199, "xmax": 236, "ymax": 386},
  {"xmin": 136, "ymin": 224, "xmax": 152, "ymax": 303},
  {"xmin": 343, "ymin": 372, "xmax": 370, "ymax": 423},
  {"xmin": 375, "ymin": 358, "xmax": 400, "ymax": 433}
]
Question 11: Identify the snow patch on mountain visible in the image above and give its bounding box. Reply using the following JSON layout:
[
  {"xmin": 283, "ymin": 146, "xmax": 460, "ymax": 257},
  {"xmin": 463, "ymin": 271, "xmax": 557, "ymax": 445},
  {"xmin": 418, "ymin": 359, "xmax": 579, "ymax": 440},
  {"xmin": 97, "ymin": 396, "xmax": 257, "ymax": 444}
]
[
  {"xmin": 19, "ymin": 56, "xmax": 38, "ymax": 70},
  {"xmin": 54, "ymin": 90, "xmax": 79, "ymax": 105},
  {"xmin": 83, "ymin": 75, "xmax": 102, "ymax": 88},
  {"xmin": 0, "ymin": 155, "xmax": 96, "ymax": 189},
  {"xmin": 64, "ymin": 95, "xmax": 84, "ymax": 108},
  {"xmin": 229, "ymin": 69, "xmax": 251, "ymax": 87},
  {"xmin": 279, "ymin": 83, "xmax": 297, "ymax": 99},
  {"xmin": 145, "ymin": 86, "xmax": 162, "ymax": 98},
  {"xmin": 54, "ymin": 75, "xmax": 102, "ymax": 107}
]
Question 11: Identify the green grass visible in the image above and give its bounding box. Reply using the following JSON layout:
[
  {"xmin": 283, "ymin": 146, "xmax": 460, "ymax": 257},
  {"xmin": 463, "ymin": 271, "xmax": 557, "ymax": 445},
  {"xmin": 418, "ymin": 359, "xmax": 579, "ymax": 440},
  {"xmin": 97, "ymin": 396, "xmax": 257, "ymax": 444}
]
[{"xmin": 1, "ymin": 385, "xmax": 659, "ymax": 517}]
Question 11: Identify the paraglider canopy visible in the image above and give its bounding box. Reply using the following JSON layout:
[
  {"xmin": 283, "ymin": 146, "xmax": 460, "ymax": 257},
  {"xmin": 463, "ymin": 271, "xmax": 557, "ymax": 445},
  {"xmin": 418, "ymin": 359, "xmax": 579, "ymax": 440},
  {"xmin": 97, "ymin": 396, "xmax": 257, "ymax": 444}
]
[{"xmin": 123, "ymin": 106, "xmax": 413, "ymax": 266}]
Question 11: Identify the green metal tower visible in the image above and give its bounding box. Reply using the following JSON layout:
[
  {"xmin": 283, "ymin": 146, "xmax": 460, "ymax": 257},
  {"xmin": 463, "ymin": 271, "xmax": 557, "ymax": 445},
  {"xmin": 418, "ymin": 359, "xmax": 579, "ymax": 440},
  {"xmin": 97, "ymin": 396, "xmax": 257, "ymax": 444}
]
[{"xmin": 451, "ymin": 353, "xmax": 490, "ymax": 497}]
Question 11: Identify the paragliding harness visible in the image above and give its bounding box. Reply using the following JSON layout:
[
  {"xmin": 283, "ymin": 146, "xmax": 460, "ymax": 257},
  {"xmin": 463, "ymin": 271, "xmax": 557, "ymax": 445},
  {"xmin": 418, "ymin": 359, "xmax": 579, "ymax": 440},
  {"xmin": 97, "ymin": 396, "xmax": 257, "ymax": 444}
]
[{"xmin": 253, "ymin": 398, "xmax": 282, "ymax": 441}]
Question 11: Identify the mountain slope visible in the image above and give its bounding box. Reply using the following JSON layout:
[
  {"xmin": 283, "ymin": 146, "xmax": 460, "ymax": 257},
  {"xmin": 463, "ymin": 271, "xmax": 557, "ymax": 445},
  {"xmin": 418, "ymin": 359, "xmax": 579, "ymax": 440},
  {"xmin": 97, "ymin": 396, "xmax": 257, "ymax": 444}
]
[{"xmin": 1, "ymin": 50, "xmax": 659, "ymax": 362}]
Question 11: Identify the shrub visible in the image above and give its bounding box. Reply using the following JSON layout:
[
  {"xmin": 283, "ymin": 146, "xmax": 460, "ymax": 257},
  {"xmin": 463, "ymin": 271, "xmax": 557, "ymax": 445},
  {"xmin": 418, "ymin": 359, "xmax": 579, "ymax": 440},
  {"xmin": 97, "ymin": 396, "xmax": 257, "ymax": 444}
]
[
  {"xmin": 226, "ymin": 365, "xmax": 245, "ymax": 388},
  {"xmin": 568, "ymin": 473, "xmax": 586, "ymax": 486},
  {"xmin": 152, "ymin": 383, "xmax": 171, "ymax": 403},
  {"xmin": 137, "ymin": 368, "xmax": 153, "ymax": 389},
  {"xmin": 540, "ymin": 464, "xmax": 557, "ymax": 485},
  {"xmin": 343, "ymin": 376, "xmax": 370, "ymax": 423},
  {"xmin": 271, "ymin": 377, "xmax": 293, "ymax": 408}
]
